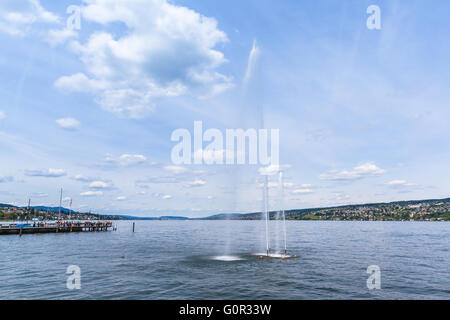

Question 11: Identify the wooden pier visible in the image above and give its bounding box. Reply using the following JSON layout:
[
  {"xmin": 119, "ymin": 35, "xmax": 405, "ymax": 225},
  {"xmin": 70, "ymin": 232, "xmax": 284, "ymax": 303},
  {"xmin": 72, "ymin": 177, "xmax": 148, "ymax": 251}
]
[{"xmin": 0, "ymin": 222, "xmax": 114, "ymax": 235}]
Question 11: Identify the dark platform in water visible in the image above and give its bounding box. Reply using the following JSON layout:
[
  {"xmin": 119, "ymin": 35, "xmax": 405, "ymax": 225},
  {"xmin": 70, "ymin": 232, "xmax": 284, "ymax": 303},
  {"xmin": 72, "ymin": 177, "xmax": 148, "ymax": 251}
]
[
  {"xmin": 255, "ymin": 253, "xmax": 299, "ymax": 260},
  {"xmin": 0, "ymin": 222, "xmax": 113, "ymax": 235}
]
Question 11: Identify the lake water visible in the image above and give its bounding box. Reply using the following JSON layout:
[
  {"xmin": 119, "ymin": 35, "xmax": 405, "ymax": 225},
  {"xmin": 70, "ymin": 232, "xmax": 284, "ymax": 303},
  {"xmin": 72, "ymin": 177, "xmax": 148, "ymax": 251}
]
[{"xmin": 0, "ymin": 221, "xmax": 449, "ymax": 299}]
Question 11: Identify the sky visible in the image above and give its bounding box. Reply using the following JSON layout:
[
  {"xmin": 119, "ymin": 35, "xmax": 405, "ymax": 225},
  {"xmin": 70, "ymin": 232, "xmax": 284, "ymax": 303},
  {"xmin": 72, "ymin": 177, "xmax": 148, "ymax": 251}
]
[{"xmin": 0, "ymin": 0, "xmax": 449, "ymax": 217}]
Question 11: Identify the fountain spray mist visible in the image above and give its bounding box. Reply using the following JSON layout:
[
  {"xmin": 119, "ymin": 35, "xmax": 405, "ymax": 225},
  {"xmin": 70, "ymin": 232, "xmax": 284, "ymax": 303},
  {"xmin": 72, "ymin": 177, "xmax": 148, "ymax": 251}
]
[
  {"xmin": 279, "ymin": 171, "xmax": 287, "ymax": 255},
  {"xmin": 263, "ymin": 175, "xmax": 270, "ymax": 256},
  {"xmin": 244, "ymin": 40, "xmax": 269, "ymax": 255}
]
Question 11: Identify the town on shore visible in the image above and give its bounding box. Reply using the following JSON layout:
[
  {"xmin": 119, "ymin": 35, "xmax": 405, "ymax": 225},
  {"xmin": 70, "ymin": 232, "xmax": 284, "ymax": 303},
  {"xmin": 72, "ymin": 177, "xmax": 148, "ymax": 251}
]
[{"xmin": 1, "ymin": 198, "xmax": 449, "ymax": 222}]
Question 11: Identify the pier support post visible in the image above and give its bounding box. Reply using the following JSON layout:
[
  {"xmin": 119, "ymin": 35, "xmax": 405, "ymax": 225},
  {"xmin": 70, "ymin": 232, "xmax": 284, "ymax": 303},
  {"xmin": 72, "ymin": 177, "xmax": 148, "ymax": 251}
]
[{"xmin": 132, "ymin": 222, "xmax": 135, "ymax": 233}]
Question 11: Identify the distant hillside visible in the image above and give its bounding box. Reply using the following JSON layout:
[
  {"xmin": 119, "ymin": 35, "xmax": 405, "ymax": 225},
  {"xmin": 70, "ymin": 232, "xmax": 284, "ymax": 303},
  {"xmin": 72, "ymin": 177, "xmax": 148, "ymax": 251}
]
[
  {"xmin": 0, "ymin": 203, "xmax": 189, "ymax": 221},
  {"xmin": 0, "ymin": 203, "xmax": 17, "ymax": 208},
  {"xmin": 2, "ymin": 197, "xmax": 449, "ymax": 221},
  {"xmin": 201, "ymin": 198, "xmax": 450, "ymax": 221},
  {"xmin": 29, "ymin": 206, "xmax": 75, "ymax": 214}
]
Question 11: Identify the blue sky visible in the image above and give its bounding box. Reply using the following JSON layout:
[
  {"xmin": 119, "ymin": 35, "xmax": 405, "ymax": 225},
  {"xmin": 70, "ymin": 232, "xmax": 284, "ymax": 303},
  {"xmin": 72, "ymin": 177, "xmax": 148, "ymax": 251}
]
[{"xmin": 0, "ymin": 0, "xmax": 449, "ymax": 217}]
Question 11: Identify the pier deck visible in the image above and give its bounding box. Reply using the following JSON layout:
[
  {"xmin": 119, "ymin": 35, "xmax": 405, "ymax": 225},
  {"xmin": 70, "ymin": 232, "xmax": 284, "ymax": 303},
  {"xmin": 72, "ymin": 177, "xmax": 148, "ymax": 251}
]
[{"xmin": 0, "ymin": 222, "xmax": 114, "ymax": 235}]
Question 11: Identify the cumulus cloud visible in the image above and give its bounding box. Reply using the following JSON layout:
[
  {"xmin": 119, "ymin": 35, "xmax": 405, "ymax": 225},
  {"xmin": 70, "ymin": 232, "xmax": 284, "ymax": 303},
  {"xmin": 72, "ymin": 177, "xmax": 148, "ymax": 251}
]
[
  {"xmin": 54, "ymin": 73, "xmax": 107, "ymax": 92},
  {"xmin": 89, "ymin": 180, "xmax": 113, "ymax": 189},
  {"xmin": 56, "ymin": 117, "xmax": 80, "ymax": 129},
  {"xmin": 46, "ymin": 28, "xmax": 77, "ymax": 46},
  {"xmin": 0, "ymin": 0, "xmax": 60, "ymax": 37},
  {"xmin": 72, "ymin": 174, "xmax": 96, "ymax": 182},
  {"xmin": 319, "ymin": 162, "xmax": 386, "ymax": 181},
  {"xmin": 25, "ymin": 168, "xmax": 66, "ymax": 177},
  {"xmin": 386, "ymin": 180, "xmax": 417, "ymax": 187},
  {"xmin": 80, "ymin": 191, "xmax": 103, "ymax": 197},
  {"xmin": 186, "ymin": 179, "xmax": 206, "ymax": 187},
  {"xmin": 54, "ymin": 0, "xmax": 232, "ymax": 118},
  {"xmin": 164, "ymin": 165, "xmax": 188, "ymax": 174},
  {"xmin": 104, "ymin": 153, "xmax": 147, "ymax": 167},
  {"xmin": 116, "ymin": 196, "xmax": 127, "ymax": 201}
]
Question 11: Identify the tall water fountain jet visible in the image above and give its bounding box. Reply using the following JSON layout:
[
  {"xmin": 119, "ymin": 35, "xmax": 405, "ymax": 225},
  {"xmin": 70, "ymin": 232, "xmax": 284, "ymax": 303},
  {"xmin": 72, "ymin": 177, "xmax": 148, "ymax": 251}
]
[
  {"xmin": 263, "ymin": 174, "xmax": 270, "ymax": 256},
  {"xmin": 279, "ymin": 171, "xmax": 287, "ymax": 255},
  {"xmin": 244, "ymin": 40, "xmax": 296, "ymax": 259},
  {"xmin": 245, "ymin": 40, "xmax": 268, "ymax": 255},
  {"xmin": 256, "ymin": 168, "xmax": 297, "ymax": 259}
]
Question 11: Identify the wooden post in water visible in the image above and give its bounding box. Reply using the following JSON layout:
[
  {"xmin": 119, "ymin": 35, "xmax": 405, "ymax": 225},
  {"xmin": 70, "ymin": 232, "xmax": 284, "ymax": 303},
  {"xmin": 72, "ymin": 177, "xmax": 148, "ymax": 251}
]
[{"xmin": 132, "ymin": 222, "xmax": 135, "ymax": 232}]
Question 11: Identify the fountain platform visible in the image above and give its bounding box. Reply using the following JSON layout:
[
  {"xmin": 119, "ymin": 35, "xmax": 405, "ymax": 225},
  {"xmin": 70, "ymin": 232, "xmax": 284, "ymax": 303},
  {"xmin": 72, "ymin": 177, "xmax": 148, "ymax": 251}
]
[{"xmin": 254, "ymin": 253, "xmax": 299, "ymax": 260}]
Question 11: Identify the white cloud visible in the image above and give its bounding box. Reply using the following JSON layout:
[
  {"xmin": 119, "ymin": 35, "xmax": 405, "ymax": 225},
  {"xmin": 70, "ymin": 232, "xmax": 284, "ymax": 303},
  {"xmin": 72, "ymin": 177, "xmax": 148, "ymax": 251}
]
[
  {"xmin": 54, "ymin": 73, "xmax": 107, "ymax": 93},
  {"xmin": 0, "ymin": 0, "xmax": 60, "ymax": 37},
  {"xmin": 187, "ymin": 179, "xmax": 206, "ymax": 187},
  {"xmin": 0, "ymin": 111, "xmax": 5, "ymax": 119},
  {"xmin": 72, "ymin": 174, "xmax": 96, "ymax": 182},
  {"xmin": 116, "ymin": 196, "xmax": 127, "ymax": 201},
  {"xmin": 28, "ymin": 0, "xmax": 59, "ymax": 23},
  {"xmin": 386, "ymin": 180, "xmax": 416, "ymax": 187},
  {"xmin": 164, "ymin": 165, "xmax": 188, "ymax": 174},
  {"xmin": 319, "ymin": 162, "xmax": 386, "ymax": 181},
  {"xmin": 80, "ymin": 191, "xmax": 103, "ymax": 197},
  {"xmin": 47, "ymin": 28, "xmax": 77, "ymax": 46},
  {"xmin": 89, "ymin": 180, "xmax": 113, "ymax": 189},
  {"xmin": 25, "ymin": 168, "xmax": 66, "ymax": 177},
  {"xmin": 104, "ymin": 153, "xmax": 147, "ymax": 167},
  {"xmin": 117, "ymin": 154, "xmax": 146, "ymax": 166},
  {"xmin": 54, "ymin": 0, "xmax": 232, "ymax": 118},
  {"xmin": 56, "ymin": 117, "xmax": 80, "ymax": 129}
]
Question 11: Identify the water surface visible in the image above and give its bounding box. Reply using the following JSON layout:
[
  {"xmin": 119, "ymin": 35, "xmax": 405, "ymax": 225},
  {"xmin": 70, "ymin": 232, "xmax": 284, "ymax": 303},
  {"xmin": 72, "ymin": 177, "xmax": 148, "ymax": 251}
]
[{"xmin": 0, "ymin": 221, "xmax": 449, "ymax": 299}]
